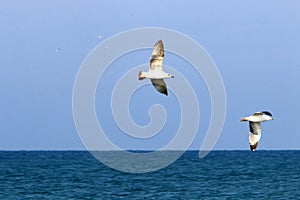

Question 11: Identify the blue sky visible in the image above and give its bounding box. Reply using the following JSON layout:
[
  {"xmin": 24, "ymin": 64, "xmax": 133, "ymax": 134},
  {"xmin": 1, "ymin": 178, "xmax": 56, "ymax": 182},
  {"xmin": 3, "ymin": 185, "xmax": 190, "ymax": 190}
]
[{"xmin": 1, "ymin": 1, "xmax": 300, "ymax": 150}]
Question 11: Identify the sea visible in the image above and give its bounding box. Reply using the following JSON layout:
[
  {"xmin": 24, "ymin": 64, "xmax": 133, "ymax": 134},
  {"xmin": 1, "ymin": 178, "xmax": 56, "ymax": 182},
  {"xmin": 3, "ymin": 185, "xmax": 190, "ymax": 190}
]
[{"xmin": 1, "ymin": 151, "xmax": 299, "ymax": 199}]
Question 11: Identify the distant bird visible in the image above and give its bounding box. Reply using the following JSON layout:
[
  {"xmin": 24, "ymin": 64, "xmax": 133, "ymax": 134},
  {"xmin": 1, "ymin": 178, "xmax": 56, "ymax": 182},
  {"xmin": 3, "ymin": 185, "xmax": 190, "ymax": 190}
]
[
  {"xmin": 240, "ymin": 111, "xmax": 274, "ymax": 151},
  {"xmin": 138, "ymin": 40, "xmax": 174, "ymax": 95}
]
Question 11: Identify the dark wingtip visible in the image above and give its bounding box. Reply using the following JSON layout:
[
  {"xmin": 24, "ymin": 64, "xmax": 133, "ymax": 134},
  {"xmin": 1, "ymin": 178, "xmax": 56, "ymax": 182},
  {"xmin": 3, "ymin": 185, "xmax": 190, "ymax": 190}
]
[
  {"xmin": 152, "ymin": 82, "xmax": 168, "ymax": 96},
  {"xmin": 160, "ymin": 88, "xmax": 168, "ymax": 96},
  {"xmin": 155, "ymin": 40, "xmax": 164, "ymax": 46},
  {"xmin": 262, "ymin": 111, "xmax": 272, "ymax": 116},
  {"xmin": 250, "ymin": 142, "xmax": 258, "ymax": 151}
]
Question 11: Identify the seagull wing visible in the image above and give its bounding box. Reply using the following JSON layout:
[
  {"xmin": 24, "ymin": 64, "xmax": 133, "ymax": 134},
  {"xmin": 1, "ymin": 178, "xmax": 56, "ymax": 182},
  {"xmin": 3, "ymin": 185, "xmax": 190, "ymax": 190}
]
[
  {"xmin": 151, "ymin": 79, "xmax": 168, "ymax": 95},
  {"xmin": 150, "ymin": 40, "xmax": 164, "ymax": 71},
  {"xmin": 249, "ymin": 122, "xmax": 262, "ymax": 151}
]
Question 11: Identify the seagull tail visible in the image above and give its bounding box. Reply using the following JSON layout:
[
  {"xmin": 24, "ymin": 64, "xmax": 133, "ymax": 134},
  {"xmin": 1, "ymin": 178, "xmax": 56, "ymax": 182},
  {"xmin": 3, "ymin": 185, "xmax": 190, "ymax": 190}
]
[
  {"xmin": 250, "ymin": 143, "xmax": 258, "ymax": 151},
  {"xmin": 240, "ymin": 117, "xmax": 248, "ymax": 122},
  {"xmin": 138, "ymin": 71, "xmax": 146, "ymax": 80}
]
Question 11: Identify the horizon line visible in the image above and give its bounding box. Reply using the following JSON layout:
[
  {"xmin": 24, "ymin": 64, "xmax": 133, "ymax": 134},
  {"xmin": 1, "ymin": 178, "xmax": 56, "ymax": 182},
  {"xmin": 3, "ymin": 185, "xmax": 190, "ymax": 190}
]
[{"xmin": 0, "ymin": 149, "xmax": 300, "ymax": 151}]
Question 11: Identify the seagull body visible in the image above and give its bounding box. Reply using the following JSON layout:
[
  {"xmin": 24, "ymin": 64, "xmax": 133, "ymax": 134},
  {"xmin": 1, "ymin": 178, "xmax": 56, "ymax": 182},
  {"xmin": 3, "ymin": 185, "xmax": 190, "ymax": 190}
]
[
  {"xmin": 240, "ymin": 111, "xmax": 273, "ymax": 151},
  {"xmin": 138, "ymin": 40, "xmax": 174, "ymax": 95}
]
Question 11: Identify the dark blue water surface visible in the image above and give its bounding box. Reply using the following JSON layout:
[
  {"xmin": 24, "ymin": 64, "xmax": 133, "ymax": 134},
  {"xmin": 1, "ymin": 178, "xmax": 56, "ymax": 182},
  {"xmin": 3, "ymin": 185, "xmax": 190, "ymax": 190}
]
[{"xmin": 1, "ymin": 151, "xmax": 299, "ymax": 199}]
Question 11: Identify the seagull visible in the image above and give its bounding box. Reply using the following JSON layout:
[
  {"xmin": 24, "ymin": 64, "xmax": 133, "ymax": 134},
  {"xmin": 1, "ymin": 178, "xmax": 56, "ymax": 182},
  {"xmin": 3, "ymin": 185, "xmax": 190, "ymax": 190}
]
[
  {"xmin": 240, "ymin": 111, "xmax": 274, "ymax": 151},
  {"xmin": 138, "ymin": 40, "xmax": 174, "ymax": 95}
]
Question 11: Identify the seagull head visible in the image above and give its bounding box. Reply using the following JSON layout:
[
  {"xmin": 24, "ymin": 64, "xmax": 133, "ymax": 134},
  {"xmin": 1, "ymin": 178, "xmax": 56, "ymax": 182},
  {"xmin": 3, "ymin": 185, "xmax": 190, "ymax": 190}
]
[
  {"xmin": 262, "ymin": 111, "xmax": 274, "ymax": 121},
  {"xmin": 263, "ymin": 114, "xmax": 273, "ymax": 121},
  {"xmin": 168, "ymin": 74, "xmax": 174, "ymax": 78}
]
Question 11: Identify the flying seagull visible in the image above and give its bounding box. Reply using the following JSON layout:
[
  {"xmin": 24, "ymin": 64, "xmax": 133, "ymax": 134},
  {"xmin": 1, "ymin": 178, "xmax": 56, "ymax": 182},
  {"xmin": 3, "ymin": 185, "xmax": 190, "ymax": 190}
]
[
  {"xmin": 138, "ymin": 40, "xmax": 174, "ymax": 95},
  {"xmin": 240, "ymin": 111, "xmax": 274, "ymax": 151}
]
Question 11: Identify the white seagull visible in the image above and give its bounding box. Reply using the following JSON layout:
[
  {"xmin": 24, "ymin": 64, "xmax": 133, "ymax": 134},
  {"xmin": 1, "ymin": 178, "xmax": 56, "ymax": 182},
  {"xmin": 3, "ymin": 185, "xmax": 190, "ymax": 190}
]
[
  {"xmin": 240, "ymin": 111, "xmax": 274, "ymax": 151},
  {"xmin": 138, "ymin": 40, "xmax": 174, "ymax": 95}
]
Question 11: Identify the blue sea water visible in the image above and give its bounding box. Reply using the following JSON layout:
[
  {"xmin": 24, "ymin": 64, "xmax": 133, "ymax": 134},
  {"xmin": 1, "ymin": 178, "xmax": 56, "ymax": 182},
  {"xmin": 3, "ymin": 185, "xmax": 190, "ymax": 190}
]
[{"xmin": 1, "ymin": 151, "xmax": 300, "ymax": 199}]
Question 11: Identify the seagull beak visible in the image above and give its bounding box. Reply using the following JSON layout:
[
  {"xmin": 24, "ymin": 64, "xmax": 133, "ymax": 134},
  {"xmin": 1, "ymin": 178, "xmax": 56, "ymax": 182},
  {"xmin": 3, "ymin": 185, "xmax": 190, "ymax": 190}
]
[
  {"xmin": 171, "ymin": 75, "xmax": 174, "ymax": 78},
  {"xmin": 271, "ymin": 118, "xmax": 274, "ymax": 120}
]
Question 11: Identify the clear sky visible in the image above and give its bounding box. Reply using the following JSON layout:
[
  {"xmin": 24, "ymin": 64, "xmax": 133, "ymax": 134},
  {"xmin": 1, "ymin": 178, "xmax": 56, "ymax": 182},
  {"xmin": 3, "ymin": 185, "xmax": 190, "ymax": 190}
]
[{"xmin": 1, "ymin": 1, "xmax": 300, "ymax": 150}]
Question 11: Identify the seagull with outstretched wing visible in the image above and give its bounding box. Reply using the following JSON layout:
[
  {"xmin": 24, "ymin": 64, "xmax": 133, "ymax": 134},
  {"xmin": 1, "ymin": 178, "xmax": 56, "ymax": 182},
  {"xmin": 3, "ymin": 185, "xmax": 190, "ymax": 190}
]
[
  {"xmin": 240, "ymin": 111, "xmax": 274, "ymax": 151},
  {"xmin": 138, "ymin": 40, "xmax": 174, "ymax": 95}
]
